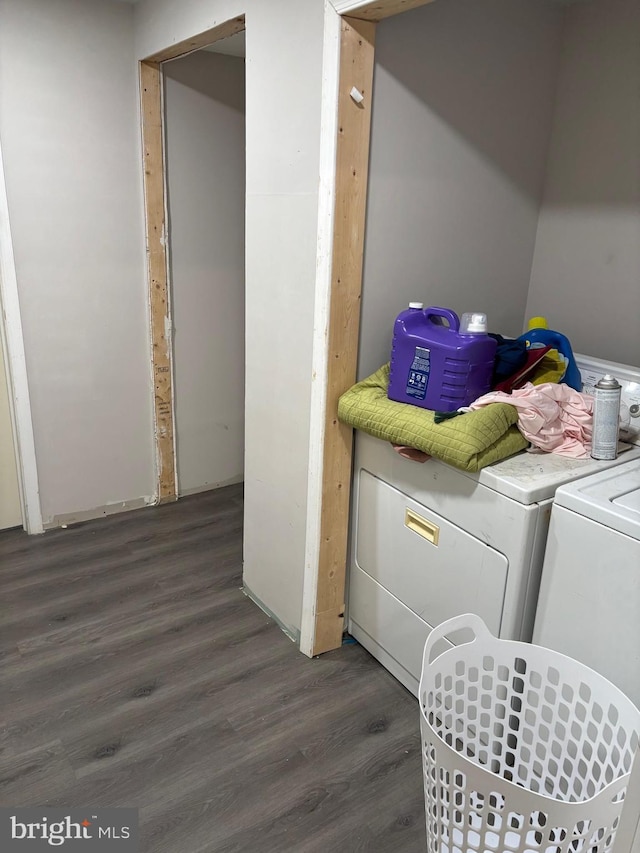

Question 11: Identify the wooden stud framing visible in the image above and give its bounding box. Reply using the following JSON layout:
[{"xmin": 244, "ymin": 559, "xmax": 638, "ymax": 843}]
[
  {"xmin": 145, "ymin": 16, "xmax": 245, "ymax": 64},
  {"xmin": 332, "ymin": 0, "xmax": 435, "ymax": 22},
  {"xmin": 139, "ymin": 59, "xmax": 176, "ymax": 503},
  {"xmin": 139, "ymin": 16, "xmax": 246, "ymax": 504},
  {"xmin": 310, "ymin": 16, "xmax": 376, "ymax": 656}
]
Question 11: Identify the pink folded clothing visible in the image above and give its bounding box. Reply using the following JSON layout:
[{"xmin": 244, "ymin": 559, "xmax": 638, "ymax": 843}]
[
  {"xmin": 392, "ymin": 443, "xmax": 432, "ymax": 463},
  {"xmin": 467, "ymin": 382, "xmax": 594, "ymax": 458}
]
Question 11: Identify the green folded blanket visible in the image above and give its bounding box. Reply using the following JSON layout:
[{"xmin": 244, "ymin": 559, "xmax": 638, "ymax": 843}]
[{"xmin": 338, "ymin": 364, "xmax": 528, "ymax": 472}]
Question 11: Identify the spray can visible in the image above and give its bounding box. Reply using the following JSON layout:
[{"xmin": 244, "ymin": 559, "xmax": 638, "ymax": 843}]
[{"xmin": 591, "ymin": 375, "xmax": 622, "ymax": 460}]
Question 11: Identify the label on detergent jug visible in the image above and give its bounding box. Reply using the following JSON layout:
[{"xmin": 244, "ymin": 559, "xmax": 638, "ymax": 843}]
[{"xmin": 405, "ymin": 346, "xmax": 430, "ymax": 400}]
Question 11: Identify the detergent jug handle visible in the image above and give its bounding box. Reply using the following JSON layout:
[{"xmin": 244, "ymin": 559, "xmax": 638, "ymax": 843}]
[{"xmin": 424, "ymin": 307, "xmax": 460, "ymax": 332}]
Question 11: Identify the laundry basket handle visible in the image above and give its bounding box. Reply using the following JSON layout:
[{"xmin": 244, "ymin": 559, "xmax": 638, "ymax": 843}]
[{"xmin": 423, "ymin": 613, "xmax": 493, "ymax": 669}]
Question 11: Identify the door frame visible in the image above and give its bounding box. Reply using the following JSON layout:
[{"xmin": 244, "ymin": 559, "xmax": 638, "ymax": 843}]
[
  {"xmin": 300, "ymin": 0, "xmax": 435, "ymax": 655},
  {"xmin": 138, "ymin": 14, "xmax": 246, "ymax": 505},
  {"xmin": 0, "ymin": 138, "xmax": 43, "ymax": 534}
]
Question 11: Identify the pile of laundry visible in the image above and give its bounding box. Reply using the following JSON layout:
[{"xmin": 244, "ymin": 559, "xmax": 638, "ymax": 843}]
[
  {"xmin": 464, "ymin": 381, "xmax": 593, "ymax": 459},
  {"xmin": 338, "ymin": 320, "xmax": 597, "ymax": 470},
  {"xmin": 338, "ymin": 364, "xmax": 528, "ymax": 473},
  {"xmin": 453, "ymin": 328, "xmax": 593, "ymax": 458}
]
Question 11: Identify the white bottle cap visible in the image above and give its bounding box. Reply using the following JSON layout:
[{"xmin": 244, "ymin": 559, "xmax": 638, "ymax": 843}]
[
  {"xmin": 460, "ymin": 312, "xmax": 489, "ymax": 334},
  {"xmin": 408, "ymin": 302, "xmax": 424, "ymax": 309}
]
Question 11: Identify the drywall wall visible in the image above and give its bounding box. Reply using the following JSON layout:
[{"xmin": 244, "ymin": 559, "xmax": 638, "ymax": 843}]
[
  {"xmin": 526, "ymin": 0, "xmax": 640, "ymax": 366},
  {"xmin": 0, "ymin": 340, "xmax": 21, "ymax": 529},
  {"xmin": 0, "ymin": 0, "xmax": 154, "ymax": 524},
  {"xmin": 135, "ymin": 0, "xmax": 325, "ymax": 637},
  {"xmin": 358, "ymin": 0, "xmax": 564, "ymax": 378},
  {"xmin": 164, "ymin": 51, "xmax": 245, "ymax": 495}
]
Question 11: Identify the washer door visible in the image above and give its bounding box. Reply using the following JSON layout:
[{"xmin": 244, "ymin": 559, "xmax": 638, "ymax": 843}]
[
  {"xmin": 534, "ymin": 505, "xmax": 640, "ymax": 709},
  {"xmin": 355, "ymin": 470, "xmax": 509, "ymax": 635}
]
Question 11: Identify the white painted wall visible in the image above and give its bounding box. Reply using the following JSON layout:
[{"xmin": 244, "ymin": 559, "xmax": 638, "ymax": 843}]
[
  {"xmin": 0, "ymin": 0, "xmax": 154, "ymax": 525},
  {"xmin": 164, "ymin": 51, "xmax": 245, "ymax": 495},
  {"xmin": 136, "ymin": 0, "xmax": 325, "ymax": 637},
  {"xmin": 358, "ymin": 0, "xmax": 564, "ymax": 378},
  {"xmin": 526, "ymin": 0, "xmax": 640, "ymax": 366}
]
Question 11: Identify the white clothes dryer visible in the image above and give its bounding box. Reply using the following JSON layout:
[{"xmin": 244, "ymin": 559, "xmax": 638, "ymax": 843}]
[
  {"xmin": 533, "ymin": 458, "xmax": 640, "ymax": 710},
  {"xmin": 347, "ymin": 354, "xmax": 640, "ymax": 697}
]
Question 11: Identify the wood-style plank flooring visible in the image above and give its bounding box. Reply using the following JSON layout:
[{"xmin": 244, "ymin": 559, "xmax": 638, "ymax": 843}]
[{"xmin": 0, "ymin": 486, "xmax": 426, "ymax": 851}]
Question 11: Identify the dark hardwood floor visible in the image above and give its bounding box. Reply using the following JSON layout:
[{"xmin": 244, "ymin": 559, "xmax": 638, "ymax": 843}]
[{"xmin": 0, "ymin": 485, "xmax": 426, "ymax": 851}]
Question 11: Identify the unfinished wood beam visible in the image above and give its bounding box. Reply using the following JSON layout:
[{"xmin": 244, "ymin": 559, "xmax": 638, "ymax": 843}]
[
  {"xmin": 139, "ymin": 60, "xmax": 176, "ymax": 504},
  {"xmin": 145, "ymin": 16, "xmax": 245, "ymax": 63},
  {"xmin": 333, "ymin": 0, "xmax": 436, "ymax": 22},
  {"xmin": 312, "ymin": 16, "xmax": 376, "ymax": 656}
]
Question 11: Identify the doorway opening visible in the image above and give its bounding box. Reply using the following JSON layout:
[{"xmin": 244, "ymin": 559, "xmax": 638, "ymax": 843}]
[
  {"xmin": 163, "ymin": 36, "xmax": 246, "ymax": 497},
  {"xmin": 139, "ymin": 15, "xmax": 246, "ymax": 503}
]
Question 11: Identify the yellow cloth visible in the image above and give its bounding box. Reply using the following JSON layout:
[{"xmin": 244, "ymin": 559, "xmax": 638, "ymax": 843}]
[{"xmin": 530, "ymin": 350, "xmax": 567, "ymax": 385}]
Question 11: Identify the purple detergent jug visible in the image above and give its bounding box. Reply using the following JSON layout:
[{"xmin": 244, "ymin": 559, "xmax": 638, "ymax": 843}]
[{"xmin": 387, "ymin": 305, "xmax": 497, "ymax": 412}]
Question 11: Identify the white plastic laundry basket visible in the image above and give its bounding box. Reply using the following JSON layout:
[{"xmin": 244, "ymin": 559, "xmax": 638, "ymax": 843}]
[{"xmin": 419, "ymin": 614, "xmax": 640, "ymax": 853}]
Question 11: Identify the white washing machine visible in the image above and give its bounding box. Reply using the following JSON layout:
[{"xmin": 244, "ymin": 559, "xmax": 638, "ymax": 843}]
[
  {"xmin": 347, "ymin": 354, "xmax": 640, "ymax": 697},
  {"xmin": 532, "ymin": 458, "xmax": 640, "ymax": 709}
]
